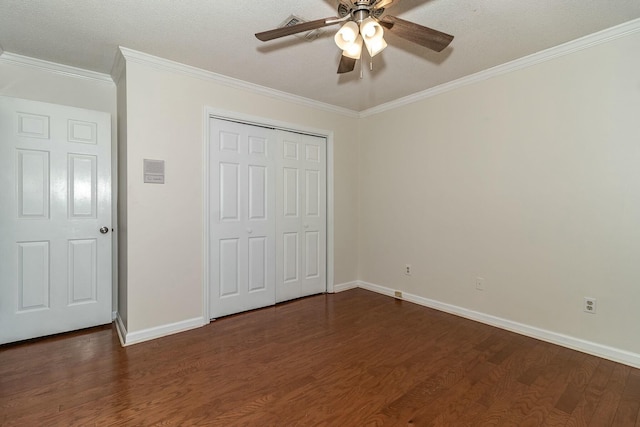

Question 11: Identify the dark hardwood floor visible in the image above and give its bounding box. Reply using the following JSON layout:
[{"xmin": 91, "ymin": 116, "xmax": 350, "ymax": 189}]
[{"xmin": 1, "ymin": 288, "xmax": 639, "ymax": 426}]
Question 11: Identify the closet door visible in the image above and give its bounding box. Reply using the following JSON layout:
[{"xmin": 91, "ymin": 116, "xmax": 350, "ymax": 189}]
[
  {"xmin": 276, "ymin": 131, "xmax": 327, "ymax": 303},
  {"xmin": 209, "ymin": 119, "xmax": 276, "ymax": 318}
]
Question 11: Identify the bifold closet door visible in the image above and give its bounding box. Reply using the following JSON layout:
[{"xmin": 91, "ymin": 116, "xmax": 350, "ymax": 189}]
[
  {"xmin": 209, "ymin": 119, "xmax": 276, "ymax": 318},
  {"xmin": 276, "ymin": 131, "xmax": 327, "ymax": 303}
]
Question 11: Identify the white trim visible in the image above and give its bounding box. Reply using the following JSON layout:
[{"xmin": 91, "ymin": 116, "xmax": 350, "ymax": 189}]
[
  {"xmin": 358, "ymin": 281, "xmax": 396, "ymax": 298},
  {"xmin": 360, "ymin": 17, "xmax": 640, "ymax": 117},
  {"xmin": 332, "ymin": 281, "xmax": 359, "ymax": 293},
  {"xmin": 111, "ymin": 311, "xmax": 117, "ymax": 321},
  {"xmin": 203, "ymin": 107, "xmax": 335, "ymax": 319},
  {"xmin": 119, "ymin": 47, "xmax": 358, "ymax": 118},
  {"xmin": 355, "ymin": 280, "xmax": 640, "ymax": 369},
  {"xmin": 115, "ymin": 313, "xmax": 127, "ymax": 347},
  {"xmin": 116, "ymin": 316, "xmax": 205, "ymax": 346},
  {"xmin": 0, "ymin": 51, "xmax": 114, "ymax": 84},
  {"xmin": 202, "ymin": 107, "xmax": 211, "ymax": 322},
  {"xmin": 326, "ymin": 136, "xmax": 335, "ymax": 293}
]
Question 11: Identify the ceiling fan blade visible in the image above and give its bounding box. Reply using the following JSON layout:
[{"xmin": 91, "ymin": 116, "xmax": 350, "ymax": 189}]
[
  {"xmin": 255, "ymin": 17, "xmax": 339, "ymax": 41},
  {"xmin": 380, "ymin": 15, "xmax": 453, "ymax": 52},
  {"xmin": 337, "ymin": 55, "xmax": 357, "ymax": 74}
]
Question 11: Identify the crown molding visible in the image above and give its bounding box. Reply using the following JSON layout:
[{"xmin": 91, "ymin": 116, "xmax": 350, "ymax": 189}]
[
  {"xmin": 117, "ymin": 47, "xmax": 359, "ymax": 118},
  {"xmin": 360, "ymin": 17, "xmax": 640, "ymax": 118},
  {"xmin": 0, "ymin": 51, "xmax": 114, "ymax": 84}
]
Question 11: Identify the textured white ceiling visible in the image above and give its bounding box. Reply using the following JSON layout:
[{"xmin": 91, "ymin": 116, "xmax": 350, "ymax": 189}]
[{"xmin": 1, "ymin": 0, "xmax": 639, "ymax": 111}]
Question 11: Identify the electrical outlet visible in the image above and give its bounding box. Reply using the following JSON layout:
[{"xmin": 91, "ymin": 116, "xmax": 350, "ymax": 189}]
[
  {"xmin": 584, "ymin": 297, "xmax": 597, "ymax": 314},
  {"xmin": 405, "ymin": 264, "xmax": 412, "ymax": 276},
  {"xmin": 394, "ymin": 291, "xmax": 403, "ymax": 299},
  {"xmin": 475, "ymin": 277, "xmax": 485, "ymax": 291}
]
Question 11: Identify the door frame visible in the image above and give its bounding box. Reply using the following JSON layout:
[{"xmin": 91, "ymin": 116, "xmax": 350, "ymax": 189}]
[{"xmin": 202, "ymin": 107, "xmax": 335, "ymax": 321}]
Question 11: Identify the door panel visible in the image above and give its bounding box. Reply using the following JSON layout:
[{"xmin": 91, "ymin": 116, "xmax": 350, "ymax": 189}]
[
  {"xmin": 283, "ymin": 168, "xmax": 298, "ymax": 217},
  {"xmin": 248, "ymin": 236, "xmax": 267, "ymax": 292},
  {"xmin": 17, "ymin": 149, "xmax": 50, "ymax": 218},
  {"xmin": 209, "ymin": 119, "xmax": 276, "ymax": 318},
  {"xmin": 17, "ymin": 241, "xmax": 50, "ymax": 311},
  {"xmin": 306, "ymin": 170, "xmax": 320, "ymax": 216},
  {"xmin": 248, "ymin": 165, "xmax": 267, "ymax": 219},
  {"xmin": 219, "ymin": 238, "xmax": 240, "ymax": 297},
  {"xmin": 283, "ymin": 232, "xmax": 299, "ymax": 283},
  {"xmin": 305, "ymin": 231, "xmax": 320, "ymax": 279},
  {"xmin": 68, "ymin": 154, "xmax": 97, "ymax": 218},
  {"xmin": 0, "ymin": 96, "xmax": 112, "ymax": 344},
  {"xmin": 220, "ymin": 162, "xmax": 240, "ymax": 221},
  {"xmin": 68, "ymin": 239, "xmax": 97, "ymax": 304},
  {"xmin": 276, "ymin": 131, "xmax": 326, "ymax": 303}
]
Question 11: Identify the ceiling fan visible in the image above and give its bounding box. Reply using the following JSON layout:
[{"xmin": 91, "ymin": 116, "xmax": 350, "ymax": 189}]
[{"xmin": 255, "ymin": 0, "xmax": 454, "ymax": 75}]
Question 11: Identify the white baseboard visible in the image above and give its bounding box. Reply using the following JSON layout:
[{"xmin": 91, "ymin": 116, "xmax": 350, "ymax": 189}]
[
  {"xmin": 114, "ymin": 313, "xmax": 127, "ymax": 346},
  {"xmin": 358, "ymin": 281, "xmax": 397, "ymax": 297},
  {"xmin": 332, "ymin": 281, "xmax": 360, "ymax": 293},
  {"xmin": 114, "ymin": 315, "xmax": 207, "ymax": 346},
  {"xmin": 355, "ymin": 280, "xmax": 640, "ymax": 369}
]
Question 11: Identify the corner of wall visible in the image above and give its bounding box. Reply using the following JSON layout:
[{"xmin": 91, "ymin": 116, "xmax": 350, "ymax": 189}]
[
  {"xmin": 116, "ymin": 315, "xmax": 206, "ymax": 347},
  {"xmin": 115, "ymin": 57, "xmax": 128, "ymax": 331},
  {"xmin": 110, "ymin": 47, "xmax": 126, "ymax": 85},
  {"xmin": 355, "ymin": 114, "xmax": 364, "ymax": 281}
]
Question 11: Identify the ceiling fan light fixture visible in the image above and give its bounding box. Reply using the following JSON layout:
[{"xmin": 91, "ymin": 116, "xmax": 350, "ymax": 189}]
[
  {"xmin": 360, "ymin": 17, "xmax": 383, "ymax": 40},
  {"xmin": 342, "ymin": 35, "xmax": 363, "ymax": 59},
  {"xmin": 363, "ymin": 33, "xmax": 387, "ymax": 57},
  {"xmin": 334, "ymin": 21, "xmax": 359, "ymax": 50},
  {"xmin": 364, "ymin": 36, "xmax": 387, "ymax": 57},
  {"xmin": 359, "ymin": 17, "xmax": 387, "ymax": 57}
]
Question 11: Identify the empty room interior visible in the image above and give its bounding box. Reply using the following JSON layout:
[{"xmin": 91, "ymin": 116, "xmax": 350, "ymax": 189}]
[{"xmin": 1, "ymin": 0, "xmax": 640, "ymax": 425}]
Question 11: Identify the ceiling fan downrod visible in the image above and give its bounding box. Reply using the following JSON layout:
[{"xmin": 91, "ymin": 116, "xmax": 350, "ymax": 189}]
[{"xmin": 352, "ymin": 1, "xmax": 374, "ymax": 23}]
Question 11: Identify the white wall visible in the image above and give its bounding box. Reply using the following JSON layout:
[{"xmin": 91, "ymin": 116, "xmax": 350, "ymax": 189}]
[
  {"xmin": 358, "ymin": 31, "xmax": 640, "ymax": 355},
  {"xmin": 0, "ymin": 56, "xmax": 119, "ymax": 312},
  {"xmin": 120, "ymin": 56, "xmax": 360, "ymax": 334}
]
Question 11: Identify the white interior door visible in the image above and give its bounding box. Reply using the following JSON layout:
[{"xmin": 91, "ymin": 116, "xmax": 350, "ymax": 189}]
[
  {"xmin": 276, "ymin": 131, "xmax": 327, "ymax": 303},
  {"xmin": 0, "ymin": 96, "xmax": 112, "ymax": 344},
  {"xmin": 209, "ymin": 118, "xmax": 276, "ymax": 318}
]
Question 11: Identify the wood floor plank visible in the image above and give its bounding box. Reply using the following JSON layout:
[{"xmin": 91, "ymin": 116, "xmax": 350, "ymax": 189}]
[
  {"xmin": 433, "ymin": 338, "xmax": 544, "ymax": 426},
  {"xmin": 612, "ymin": 369, "xmax": 640, "ymax": 426},
  {"xmin": 554, "ymin": 352, "xmax": 601, "ymax": 414},
  {"xmin": 588, "ymin": 363, "xmax": 632, "ymax": 426},
  {"xmin": 1, "ymin": 288, "xmax": 639, "ymax": 426},
  {"xmin": 497, "ymin": 350, "xmax": 586, "ymax": 426},
  {"xmin": 470, "ymin": 342, "xmax": 560, "ymax": 425},
  {"xmin": 565, "ymin": 359, "xmax": 616, "ymax": 427}
]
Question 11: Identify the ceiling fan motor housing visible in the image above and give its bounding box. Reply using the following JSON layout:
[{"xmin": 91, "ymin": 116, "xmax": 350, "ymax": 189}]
[{"xmin": 338, "ymin": 2, "xmax": 385, "ymax": 22}]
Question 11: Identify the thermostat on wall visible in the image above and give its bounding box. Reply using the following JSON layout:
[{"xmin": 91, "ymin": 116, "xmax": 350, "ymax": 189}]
[{"xmin": 144, "ymin": 159, "xmax": 165, "ymax": 184}]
